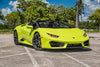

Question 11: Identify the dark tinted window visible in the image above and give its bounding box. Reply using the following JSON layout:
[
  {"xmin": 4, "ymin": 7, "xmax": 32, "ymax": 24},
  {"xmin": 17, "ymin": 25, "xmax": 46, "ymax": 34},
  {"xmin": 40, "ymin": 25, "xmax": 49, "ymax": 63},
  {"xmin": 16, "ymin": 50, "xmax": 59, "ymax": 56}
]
[
  {"xmin": 28, "ymin": 22, "xmax": 33, "ymax": 25},
  {"xmin": 38, "ymin": 21, "xmax": 74, "ymax": 28},
  {"xmin": 28, "ymin": 22, "xmax": 39, "ymax": 29}
]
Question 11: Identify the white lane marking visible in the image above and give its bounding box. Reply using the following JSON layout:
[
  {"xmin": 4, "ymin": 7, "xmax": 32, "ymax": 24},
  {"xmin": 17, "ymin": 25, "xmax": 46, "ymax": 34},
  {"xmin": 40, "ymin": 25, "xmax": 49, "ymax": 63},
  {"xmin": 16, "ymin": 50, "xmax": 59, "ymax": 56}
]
[
  {"xmin": 24, "ymin": 47, "xmax": 40, "ymax": 67},
  {"xmin": 45, "ymin": 58, "xmax": 55, "ymax": 67},
  {"xmin": 63, "ymin": 53, "xmax": 91, "ymax": 67},
  {"xmin": 29, "ymin": 49, "xmax": 55, "ymax": 67},
  {"xmin": 0, "ymin": 53, "xmax": 27, "ymax": 59},
  {"xmin": 67, "ymin": 53, "xmax": 100, "ymax": 57}
]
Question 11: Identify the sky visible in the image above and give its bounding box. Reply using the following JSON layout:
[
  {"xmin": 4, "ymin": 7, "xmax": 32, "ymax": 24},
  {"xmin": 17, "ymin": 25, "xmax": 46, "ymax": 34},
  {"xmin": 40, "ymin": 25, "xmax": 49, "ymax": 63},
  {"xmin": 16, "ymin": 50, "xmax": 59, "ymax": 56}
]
[{"xmin": 0, "ymin": 0, "xmax": 100, "ymax": 23}]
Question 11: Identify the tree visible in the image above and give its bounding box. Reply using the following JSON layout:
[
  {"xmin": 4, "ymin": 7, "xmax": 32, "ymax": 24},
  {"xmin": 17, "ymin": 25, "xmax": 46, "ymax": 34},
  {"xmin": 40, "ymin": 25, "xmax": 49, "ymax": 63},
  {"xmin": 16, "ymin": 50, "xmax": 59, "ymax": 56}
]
[
  {"xmin": 76, "ymin": 0, "xmax": 80, "ymax": 28},
  {"xmin": 0, "ymin": 10, "xmax": 4, "ymax": 20},
  {"xmin": 75, "ymin": 0, "xmax": 85, "ymax": 22},
  {"xmin": 17, "ymin": 0, "xmax": 50, "ymax": 22},
  {"xmin": 4, "ymin": 0, "xmax": 77, "ymax": 29},
  {"xmin": 89, "ymin": 9, "xmax": 100, "ymax": 31},
  {"xmin": 17, "ymin": 0, "xmax": 47, "ymax": 12},
  {"xmin": 5, "ymin": 12, "xmax": 21, "ymax": 29},
  {"xmin": 0, "ymin": 23, "xmax": 8, "ymax": 29},
  {"xmin": 79, "ymin": 2, "xmax": 85, "ymax": 21},
  {"xmin": 75, "ymin": 0, "xmax": 86, "ymax": 28},
  {"xmin": 49, "ymin": 5, "xmax": 76, "ymax": 25},
  {"xmin": 65, "ymin": 8, "xmax": 76, "ymax": 21},
  {"xmin": 17, "ymin": 9, "xmax": 26, "ymax": 24},
  {"xmin": 48, "ymin": 5, "xmax": 64, "ymax": 21},
  {"xmin": 25, "ymin": 5, "xmax": 51, "ymax": 22}
]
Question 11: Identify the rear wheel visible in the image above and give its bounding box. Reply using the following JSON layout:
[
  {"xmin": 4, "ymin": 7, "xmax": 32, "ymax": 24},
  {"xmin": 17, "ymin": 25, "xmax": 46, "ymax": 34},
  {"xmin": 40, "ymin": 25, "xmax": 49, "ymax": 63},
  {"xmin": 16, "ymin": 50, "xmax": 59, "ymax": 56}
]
[
  {"xmin": 14, "ymin": 31, "xmax": 20, "ymax": 45},
  {"xmin": 32, "ymin": 33, "xmax": 42, "ymax": 50}
]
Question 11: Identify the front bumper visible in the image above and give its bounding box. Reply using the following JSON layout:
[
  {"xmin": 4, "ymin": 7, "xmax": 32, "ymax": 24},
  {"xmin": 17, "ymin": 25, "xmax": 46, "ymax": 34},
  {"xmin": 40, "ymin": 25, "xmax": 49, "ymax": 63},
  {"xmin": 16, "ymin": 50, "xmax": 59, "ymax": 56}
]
[
  {"xmin": 41, "ymin": 37, "xmax": 90, "ymax": 49},
  {"xmin": 67, "ymin": 40, "xmax": 89, "ymax": 48}
]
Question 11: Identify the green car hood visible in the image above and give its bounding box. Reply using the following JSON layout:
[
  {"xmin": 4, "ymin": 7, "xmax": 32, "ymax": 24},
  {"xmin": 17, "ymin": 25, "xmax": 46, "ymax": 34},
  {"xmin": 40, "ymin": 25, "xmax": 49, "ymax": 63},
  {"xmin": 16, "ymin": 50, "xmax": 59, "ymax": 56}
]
[{"xmin": 37, "ymin": 28, "xmax": 89, "ymax": 42}]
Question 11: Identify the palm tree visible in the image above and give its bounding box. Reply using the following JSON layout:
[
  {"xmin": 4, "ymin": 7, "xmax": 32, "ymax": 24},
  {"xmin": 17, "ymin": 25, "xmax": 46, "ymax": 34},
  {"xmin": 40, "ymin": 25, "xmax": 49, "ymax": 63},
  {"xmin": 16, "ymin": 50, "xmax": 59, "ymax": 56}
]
[
  {"xmin": 75, "ymin": 0, "xmax": 85, "ymax": 28},
  {"xmin": 79, "ymin": 0, "xmax": 86, "ymax": 21},
  {"xmin": 76, "ymin": 0, "xmax": 80, "ymax": 28}
]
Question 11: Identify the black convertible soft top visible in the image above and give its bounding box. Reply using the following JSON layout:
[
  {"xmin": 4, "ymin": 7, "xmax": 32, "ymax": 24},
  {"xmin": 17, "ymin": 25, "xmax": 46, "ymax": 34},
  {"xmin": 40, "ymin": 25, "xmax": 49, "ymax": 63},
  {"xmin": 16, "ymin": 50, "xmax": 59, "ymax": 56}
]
[{"xmin": 29, "ymin": 21, "xmax": 74, "ymax": 28}]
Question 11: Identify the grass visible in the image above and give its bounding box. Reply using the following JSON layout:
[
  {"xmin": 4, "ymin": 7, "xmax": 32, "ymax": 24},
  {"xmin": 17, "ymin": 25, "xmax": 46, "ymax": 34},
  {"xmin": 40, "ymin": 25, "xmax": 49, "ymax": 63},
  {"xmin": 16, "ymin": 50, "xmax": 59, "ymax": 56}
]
[
  {"xmin": 0, "ymin": 29, "xmax": 13, "ymax": 33},
  {"xmin": 86, "ymin": 30, "xmax": 100, "ymax": 33}
]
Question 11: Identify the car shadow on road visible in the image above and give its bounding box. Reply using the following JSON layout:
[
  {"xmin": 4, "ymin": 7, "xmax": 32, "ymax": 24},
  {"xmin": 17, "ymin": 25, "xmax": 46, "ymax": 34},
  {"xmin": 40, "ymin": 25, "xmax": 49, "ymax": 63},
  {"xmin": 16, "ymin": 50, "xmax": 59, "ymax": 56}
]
[
  {"xmin": 43, "ymin": 48, "xmax": 92, "ymax": 53},
  {"xmin": 18, "ymin": 44, "xmax": 92, "ymax": 53}
]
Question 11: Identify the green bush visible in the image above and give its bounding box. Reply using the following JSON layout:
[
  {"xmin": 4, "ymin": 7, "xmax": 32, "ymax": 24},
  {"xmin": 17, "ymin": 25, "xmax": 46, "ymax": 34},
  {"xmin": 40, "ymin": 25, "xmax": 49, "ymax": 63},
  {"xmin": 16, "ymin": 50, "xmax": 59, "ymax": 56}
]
[
  {"xmin": 0, "ymin": 23, "xmax": 9, "ymax": 29},
  {"xmin": 0, "ymin": 29, "xmax": 13, "ymax": 33}
]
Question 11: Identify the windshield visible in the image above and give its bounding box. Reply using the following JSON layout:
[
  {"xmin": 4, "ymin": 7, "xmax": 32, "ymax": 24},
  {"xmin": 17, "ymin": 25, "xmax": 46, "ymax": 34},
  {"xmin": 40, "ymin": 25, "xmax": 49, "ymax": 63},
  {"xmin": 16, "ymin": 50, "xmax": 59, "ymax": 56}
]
[{"xmin": 38, "ymin": 21, "xmax": 74, "ymax": 28}]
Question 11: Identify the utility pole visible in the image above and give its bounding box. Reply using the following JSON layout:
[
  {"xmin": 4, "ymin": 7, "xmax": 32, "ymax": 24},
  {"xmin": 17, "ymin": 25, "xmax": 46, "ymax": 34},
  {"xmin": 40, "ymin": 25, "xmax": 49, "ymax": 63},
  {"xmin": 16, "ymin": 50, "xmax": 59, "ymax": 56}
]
[{"xmin": 76, "ymin": 0, "xmax": 80, "ymax": 28}]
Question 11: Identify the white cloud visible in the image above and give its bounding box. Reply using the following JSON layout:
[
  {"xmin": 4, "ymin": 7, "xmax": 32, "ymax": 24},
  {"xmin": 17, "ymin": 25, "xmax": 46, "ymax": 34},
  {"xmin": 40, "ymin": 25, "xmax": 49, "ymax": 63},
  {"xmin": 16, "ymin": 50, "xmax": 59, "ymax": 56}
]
[
  {"xmin": 80, "ymin": 14, "xmax": 88, "ymax": 21},
  {"xmin": 1, "ymin": 8, "xmax": 12, "ymax": 16},
  {"xmin": 8, "ymin": 0, "xmax": 50, "ymax": 10},
  {"xmin": 98, "ymin": 0, "xmax": 100, "ymax": 3},
  {"xmin": 9, "ymin": 1, "xmax": 18, "ymax": 11},
  {"xmin": 83, "ymin": 0, "xmax": 100, "ymax": 21},
  {"xmin": 42, "ymin": 0, "xmax": 50, "ymax": 7},
  {"xmin": 1, "ymin": 1, "xmax": 18, "ymax": 16},
  {"xmin": 1, "ymin": 0, "xmax": 50, "ymax": 16}
]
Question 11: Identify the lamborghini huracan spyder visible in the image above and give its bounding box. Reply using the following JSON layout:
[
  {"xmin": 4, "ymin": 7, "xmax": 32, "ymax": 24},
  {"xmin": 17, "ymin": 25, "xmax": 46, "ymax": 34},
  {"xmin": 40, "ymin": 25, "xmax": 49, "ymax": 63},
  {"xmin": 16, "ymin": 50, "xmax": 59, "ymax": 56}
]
[{"xmin": 14, "ymin": 21, "xmax": 90, "ymax": 50}]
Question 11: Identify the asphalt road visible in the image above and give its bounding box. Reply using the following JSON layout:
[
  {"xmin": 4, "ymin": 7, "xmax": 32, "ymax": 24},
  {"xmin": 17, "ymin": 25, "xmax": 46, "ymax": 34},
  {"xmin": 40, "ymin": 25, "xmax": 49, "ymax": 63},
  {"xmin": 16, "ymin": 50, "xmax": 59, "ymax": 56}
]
[{"xmin": 0, "ymin": 33, "xmax": 100, "ymax": 67}]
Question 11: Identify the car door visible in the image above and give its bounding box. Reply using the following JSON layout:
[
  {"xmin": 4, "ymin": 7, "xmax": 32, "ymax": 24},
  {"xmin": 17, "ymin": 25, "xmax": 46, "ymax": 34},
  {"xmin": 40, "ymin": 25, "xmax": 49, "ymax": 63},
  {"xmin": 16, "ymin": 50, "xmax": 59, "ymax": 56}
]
[{"xmin": 23, "ymin": 22, "xmax": 34, "ymax": 43}]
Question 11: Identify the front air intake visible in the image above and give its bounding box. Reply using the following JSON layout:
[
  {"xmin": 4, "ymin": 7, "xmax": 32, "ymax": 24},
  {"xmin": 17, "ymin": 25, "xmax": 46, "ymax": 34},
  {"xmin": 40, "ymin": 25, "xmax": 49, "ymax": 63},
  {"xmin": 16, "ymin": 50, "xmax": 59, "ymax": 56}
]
[
  {"xmin": 67, "ymin": 43, "xmax": 82, "ymax": 47},
  {"xmin": 84, "ymin": 40, "xmax": 89, "ymax": 46},
  {"xmin": 50, "ymin": 41, "xmax": 64, "ymax": 47}
]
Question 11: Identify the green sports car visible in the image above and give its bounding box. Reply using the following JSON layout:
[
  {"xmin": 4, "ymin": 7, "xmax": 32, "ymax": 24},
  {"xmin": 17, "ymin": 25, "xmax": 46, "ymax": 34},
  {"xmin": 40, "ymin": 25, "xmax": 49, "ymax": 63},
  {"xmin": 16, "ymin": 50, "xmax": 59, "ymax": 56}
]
[{"xmin": 14, "ymin": 21, "xmax": 90, "ymax": 50}]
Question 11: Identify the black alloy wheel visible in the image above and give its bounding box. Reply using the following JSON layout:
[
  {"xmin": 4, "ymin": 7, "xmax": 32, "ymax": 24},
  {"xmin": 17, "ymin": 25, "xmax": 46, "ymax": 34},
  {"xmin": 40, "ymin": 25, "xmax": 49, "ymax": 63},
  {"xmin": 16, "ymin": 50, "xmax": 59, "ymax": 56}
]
[
  {"xmin": 32, "ymin": 33, "xmax": 42, "ymax": 50},
  {"xmin": 14, "ymin": 31, "xmax": 19, "ymax": 45}
]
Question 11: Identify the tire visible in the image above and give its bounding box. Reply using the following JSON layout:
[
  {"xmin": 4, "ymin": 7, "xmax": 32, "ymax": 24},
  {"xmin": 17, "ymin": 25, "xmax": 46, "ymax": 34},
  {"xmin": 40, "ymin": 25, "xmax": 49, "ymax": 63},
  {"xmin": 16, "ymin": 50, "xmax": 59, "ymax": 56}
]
[
  {"xmin": 32, "ymin": 33, "xmax": 42, "ymax": 50},
  {"xmin": 14, "ymin": 31, "xmax": 20, "ymax": 45}
]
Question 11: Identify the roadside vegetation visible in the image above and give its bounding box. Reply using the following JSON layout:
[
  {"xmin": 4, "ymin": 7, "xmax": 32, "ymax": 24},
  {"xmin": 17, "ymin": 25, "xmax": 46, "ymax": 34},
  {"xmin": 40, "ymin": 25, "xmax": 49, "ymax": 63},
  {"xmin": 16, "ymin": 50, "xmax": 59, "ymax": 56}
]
[
  {"xmin": 0, "ymin": 29, "xmax": 13, "ymax": 33},
  {"xmin": 0, "ymin": 0, "xmax": 100, "ymax": 33}
]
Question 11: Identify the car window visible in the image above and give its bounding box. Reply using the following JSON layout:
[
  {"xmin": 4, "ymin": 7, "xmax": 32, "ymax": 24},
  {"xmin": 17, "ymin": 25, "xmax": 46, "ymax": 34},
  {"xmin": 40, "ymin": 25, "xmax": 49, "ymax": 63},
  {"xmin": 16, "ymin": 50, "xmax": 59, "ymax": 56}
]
[
  {"xmin": 28, "ymin": 22, "xmax": 33, "ymax": 26},
  {"xmin": 38, "ymin": 22, "xmax": 49, "ymax": 28},
  {"xmin": 38, "ymin": 21, "xmax": 73, "ymax": 28}
]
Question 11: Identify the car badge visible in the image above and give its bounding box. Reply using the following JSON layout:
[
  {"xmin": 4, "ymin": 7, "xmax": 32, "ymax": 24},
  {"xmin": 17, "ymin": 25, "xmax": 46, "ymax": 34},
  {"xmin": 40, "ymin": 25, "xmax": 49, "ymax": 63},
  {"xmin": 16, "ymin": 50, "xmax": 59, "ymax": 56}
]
[{"xmin": 73, "ymin": 37, "xmax": 75, "ymax": 39}]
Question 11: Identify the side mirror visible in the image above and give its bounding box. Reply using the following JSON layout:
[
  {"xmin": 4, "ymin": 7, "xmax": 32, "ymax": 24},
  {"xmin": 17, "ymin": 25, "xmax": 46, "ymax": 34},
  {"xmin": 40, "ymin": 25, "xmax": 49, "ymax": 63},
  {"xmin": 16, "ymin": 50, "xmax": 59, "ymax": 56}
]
[
  {"xmin": 21, "ymin": 24, "xmax": 26, "ymax": 27},
  {"xmin": 27, "ymin": 25, "xmax": 33, "ymax": 29}
]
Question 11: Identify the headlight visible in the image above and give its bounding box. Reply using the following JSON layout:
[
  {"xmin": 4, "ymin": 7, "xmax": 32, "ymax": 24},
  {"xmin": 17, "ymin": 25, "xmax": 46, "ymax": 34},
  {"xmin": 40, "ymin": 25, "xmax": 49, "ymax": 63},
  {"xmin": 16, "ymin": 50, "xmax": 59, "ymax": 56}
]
[
  {"xmin": 83, "ymin": 33, "xmax": 87, "ymax": 37},
  {"xmin": 47, "ymin": 33, "xmax": 59, "ymax": 38}
]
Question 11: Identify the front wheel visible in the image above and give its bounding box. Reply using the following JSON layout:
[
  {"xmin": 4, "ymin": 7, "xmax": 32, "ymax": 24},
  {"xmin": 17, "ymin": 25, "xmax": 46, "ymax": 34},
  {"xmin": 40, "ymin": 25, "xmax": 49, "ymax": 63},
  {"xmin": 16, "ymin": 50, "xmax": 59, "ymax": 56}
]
[
  {"xmin": 14, "ymin": 31, "xmax": 20, "ymax": 45},
  {"xmin": 32, "ymin": 33, "xmax": 42, "ymax": 50}
]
